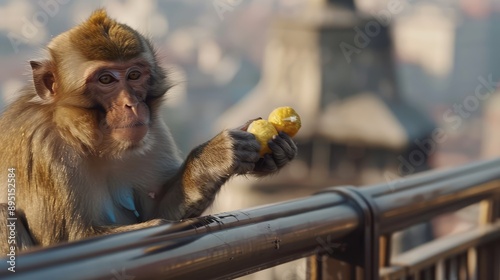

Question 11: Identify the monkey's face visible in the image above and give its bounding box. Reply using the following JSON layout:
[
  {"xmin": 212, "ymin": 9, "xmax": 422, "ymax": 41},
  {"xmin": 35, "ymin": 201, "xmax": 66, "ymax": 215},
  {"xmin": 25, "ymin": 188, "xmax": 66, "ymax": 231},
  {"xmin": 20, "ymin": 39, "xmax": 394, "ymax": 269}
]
[
  {"xmin": 85, "ymin": 59, "xmax": 152, "ymax": 146},
  {"xmin": 28, "ymin": 11, "xmax": 171, "ymax": 157}
]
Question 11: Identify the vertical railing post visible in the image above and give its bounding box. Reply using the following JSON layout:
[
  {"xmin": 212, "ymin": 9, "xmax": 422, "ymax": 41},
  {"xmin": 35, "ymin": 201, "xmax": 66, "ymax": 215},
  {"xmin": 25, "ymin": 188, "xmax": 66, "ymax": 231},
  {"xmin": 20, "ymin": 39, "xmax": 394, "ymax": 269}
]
[{"xmin": 313, "ymin": 186, "xmax": 380, "ymax": 280}]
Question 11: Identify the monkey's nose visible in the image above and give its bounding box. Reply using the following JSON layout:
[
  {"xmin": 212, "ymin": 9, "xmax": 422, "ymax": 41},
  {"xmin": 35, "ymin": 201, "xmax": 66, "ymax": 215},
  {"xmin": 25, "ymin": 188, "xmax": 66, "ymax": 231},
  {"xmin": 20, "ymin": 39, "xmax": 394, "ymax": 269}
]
[{"xmin": 125, "ymin": 102, "xmax": 139, "ymax": 115}]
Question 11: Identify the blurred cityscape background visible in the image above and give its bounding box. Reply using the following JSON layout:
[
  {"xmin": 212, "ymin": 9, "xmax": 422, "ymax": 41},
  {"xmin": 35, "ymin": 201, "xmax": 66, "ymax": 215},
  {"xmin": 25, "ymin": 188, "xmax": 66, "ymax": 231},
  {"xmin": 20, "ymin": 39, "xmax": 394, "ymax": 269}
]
[{"xmin": 1, "ymin": 0, "xmax": 500, "ymax": 278}]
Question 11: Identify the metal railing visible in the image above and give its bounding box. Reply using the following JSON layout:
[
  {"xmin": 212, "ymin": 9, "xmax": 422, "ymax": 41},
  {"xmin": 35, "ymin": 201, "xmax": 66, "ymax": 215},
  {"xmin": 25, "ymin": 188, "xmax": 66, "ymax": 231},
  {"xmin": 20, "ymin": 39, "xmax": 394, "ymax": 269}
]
[{"xmin": 1, "ymin": 159, "xmax": 500, "ymax": 280}]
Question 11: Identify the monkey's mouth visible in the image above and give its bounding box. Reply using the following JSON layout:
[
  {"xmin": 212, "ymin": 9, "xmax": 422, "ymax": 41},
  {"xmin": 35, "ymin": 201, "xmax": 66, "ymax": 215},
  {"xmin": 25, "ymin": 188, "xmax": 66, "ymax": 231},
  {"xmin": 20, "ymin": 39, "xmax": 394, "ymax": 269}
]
[
  {"xmin": 111, "ymin": 122, "xmax": 148, "ymax": 129},
  {"xmin": 109, "ymin": 122, "xmax": 149, "ymax": 143}
]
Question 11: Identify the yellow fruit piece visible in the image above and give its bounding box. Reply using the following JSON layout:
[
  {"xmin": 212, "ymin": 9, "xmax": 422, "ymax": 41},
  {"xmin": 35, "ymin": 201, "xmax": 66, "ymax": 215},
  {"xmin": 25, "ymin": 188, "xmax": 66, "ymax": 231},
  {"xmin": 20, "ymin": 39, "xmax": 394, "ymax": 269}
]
[
  {"xmin": 268, "ymin": 106, "xmax": 301, "ymax": 137},
  {"xmin": 247, "ymin": 119, "xmax": 278, "ymax": 156}
]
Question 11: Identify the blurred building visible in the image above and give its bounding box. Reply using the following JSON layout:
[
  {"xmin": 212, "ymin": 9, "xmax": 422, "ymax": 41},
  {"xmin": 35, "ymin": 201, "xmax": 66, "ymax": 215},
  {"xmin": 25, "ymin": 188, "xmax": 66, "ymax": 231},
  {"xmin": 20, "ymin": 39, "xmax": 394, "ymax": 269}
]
[{"xmin": 215, "ymin": 0, "xmax": 435, "ymax": 194}]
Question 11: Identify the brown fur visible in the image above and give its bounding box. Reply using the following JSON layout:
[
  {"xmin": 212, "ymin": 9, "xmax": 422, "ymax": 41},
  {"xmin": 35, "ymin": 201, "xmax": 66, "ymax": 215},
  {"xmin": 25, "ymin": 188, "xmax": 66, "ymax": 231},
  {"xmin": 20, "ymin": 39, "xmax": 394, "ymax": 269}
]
[
  {"xmin": 0, "ymin": 10, "xmax": 297, "ymax": 254},
  {"xmin": 70, "ymin": 9, "xmax": 144, "ymax": 61}
]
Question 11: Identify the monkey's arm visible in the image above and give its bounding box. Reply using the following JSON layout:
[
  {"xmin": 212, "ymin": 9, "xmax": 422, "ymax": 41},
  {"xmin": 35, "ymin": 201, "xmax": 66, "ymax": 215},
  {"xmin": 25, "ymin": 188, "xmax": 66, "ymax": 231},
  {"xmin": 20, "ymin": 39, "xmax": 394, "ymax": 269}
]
[
  {"xmin": 155, "ymin": 129, "xmax": 298, "ymax": 220},
  {"xmin": 154, "ymin": 129, "xmax": 259, "ymax": 219}
]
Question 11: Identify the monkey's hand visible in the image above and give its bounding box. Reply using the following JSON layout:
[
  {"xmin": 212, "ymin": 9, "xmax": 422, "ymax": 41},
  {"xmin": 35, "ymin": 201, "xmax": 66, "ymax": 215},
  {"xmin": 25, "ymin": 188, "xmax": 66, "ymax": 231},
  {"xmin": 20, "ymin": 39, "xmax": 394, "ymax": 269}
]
[
  {"xmin": 234, "ymin": 118, "xmax": 298, "ymax": 176},
  {"xmin": 252, "ymin": 132, "xmax": 297, "ymax": 176},
  {"xmin": 213, "ymin": 129, "xmax": 297, "ymax": 176},
  {"xmin": 225, "ymin": 129, "xmax": 262, "ymax": 175}
]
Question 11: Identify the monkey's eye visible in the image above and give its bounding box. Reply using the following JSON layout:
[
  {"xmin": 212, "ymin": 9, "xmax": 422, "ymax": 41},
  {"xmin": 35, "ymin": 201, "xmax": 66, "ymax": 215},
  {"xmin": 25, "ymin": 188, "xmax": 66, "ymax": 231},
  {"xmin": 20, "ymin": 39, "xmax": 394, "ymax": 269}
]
[
  {"xmin": 98, "ymin": 74, "xmax": 116, "ymax": 85},
  {"xmin": 128, "ymin": 71, "xmax": 141, "ymax": 80}
]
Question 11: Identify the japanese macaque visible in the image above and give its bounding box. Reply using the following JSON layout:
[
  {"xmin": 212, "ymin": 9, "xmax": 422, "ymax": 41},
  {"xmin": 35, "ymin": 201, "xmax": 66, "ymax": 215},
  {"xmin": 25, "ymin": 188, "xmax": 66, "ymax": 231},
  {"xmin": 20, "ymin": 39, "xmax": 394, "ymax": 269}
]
[{"xmin": 0, "ymin": 10, "xmax": 297, "ymax": 253}]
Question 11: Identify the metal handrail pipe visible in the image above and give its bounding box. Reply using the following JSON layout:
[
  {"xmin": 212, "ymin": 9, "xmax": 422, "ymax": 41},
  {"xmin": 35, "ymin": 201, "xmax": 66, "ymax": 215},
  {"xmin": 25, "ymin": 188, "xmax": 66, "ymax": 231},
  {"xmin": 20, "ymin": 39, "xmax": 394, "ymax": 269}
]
[{"xmin": 359, "ymin": 159, "xmax": 500, "ymax": 233}]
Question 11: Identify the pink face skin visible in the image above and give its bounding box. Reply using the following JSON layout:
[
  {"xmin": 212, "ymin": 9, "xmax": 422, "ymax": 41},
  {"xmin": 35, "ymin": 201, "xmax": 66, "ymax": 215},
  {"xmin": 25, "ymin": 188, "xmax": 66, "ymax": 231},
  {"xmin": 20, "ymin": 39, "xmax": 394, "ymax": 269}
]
[{"xmin": 85, "ymin": 59, "xmax": 152, "ymax": 144}]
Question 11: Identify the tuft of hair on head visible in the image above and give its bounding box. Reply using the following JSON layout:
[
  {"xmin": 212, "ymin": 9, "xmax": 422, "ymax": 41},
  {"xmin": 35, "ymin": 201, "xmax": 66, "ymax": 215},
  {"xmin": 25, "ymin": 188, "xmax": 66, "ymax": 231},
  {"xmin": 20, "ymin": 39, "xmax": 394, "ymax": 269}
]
[{"xmin": 69, "ymin": 9, "xmax": 146, "ymax": 61}]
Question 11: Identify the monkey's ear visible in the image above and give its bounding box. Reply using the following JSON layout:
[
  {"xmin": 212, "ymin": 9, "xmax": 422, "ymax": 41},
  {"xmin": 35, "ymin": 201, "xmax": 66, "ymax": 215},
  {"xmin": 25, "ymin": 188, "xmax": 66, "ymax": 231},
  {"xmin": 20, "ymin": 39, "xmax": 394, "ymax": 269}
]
[{"xmin": 30, "ymin": 60, "xmax": 56, "ymax": 100}]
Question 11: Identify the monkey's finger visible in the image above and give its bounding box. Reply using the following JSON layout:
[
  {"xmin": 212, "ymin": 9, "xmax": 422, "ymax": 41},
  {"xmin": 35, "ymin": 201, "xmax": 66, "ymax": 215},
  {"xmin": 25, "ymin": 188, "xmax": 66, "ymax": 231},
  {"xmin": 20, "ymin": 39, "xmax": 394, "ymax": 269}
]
[
  {"xmin": 236, "ymin": 117, "xmax": 262, "ymax": 131},
  {"xmin": 279, "ymin": 132, "xmax": 297, "ymax": 155},
  {"xmin": 279, "ymin": 132, "xmax": 297, "ymax": 159},
  {"xmin": 254, "ymin": 154, "xmax": 279, "ymax": 175},
  {"xmin": 267, "ymin": 144, "xmax": 289, "ymax": 168},
  {"xmin": 269, "ymin": 133, "xmax": 297, "ymax": 161}
]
